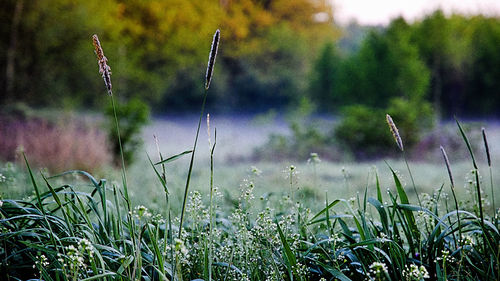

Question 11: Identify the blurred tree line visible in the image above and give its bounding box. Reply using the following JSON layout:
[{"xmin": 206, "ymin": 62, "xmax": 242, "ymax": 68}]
[
  {"xmin": 311, "ymin": 11, "xmax": 500, "ymax": 118},
  {"xmin": 0, "ymin": 0, "xmax": 337, "ymax": 112},
  {"xmin": 1, "ymin": 2, "xmax": 500, "ymax": 118}
]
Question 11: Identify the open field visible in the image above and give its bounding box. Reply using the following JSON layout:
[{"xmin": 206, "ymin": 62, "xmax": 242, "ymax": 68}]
[
  {"xmin": 2, "ymin": 114, "xmax": 499, "ymax": 280},
  {"xmin": 133, "ymin": 115, "xmax": 500, "ymax": 212},
  {"xmin": 4, "ymin": 115, "xmax": 500, "ymax": 214}
]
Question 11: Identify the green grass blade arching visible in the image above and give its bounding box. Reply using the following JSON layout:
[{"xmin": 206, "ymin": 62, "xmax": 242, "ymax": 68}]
[
  {"xmin": 154, "ymin": 150, "xmax": 193, "ymax": 165},
  {"xmin": 455, "ymin": 118, "xmax": 488, "ymax": 256},
  {"xmin": 276, "ymin": 219, "xmax": 297, "ymax": 279}
]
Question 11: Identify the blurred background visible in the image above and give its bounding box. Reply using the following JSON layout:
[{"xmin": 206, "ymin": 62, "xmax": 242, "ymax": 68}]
[{"xmin": 1, "ymin": 0, "xmax": 500, "ymax": 208}]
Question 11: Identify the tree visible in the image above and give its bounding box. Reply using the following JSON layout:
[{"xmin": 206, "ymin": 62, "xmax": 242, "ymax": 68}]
[
  {"xmin": 333, "ymin": 18, "xmax": 430, "ymax": 109},
  {"xmin": 465, "ymin": 17, "xmax": 500, "ymax": 117},
  {"xmin": 309, "ymin": 42, "xmax": 339, "ymax": 111}
]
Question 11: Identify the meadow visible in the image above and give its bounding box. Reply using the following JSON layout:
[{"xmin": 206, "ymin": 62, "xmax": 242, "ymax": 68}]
[{"xmin": 1, "ymin": 31, "xmax": 499, "ymax": 281}]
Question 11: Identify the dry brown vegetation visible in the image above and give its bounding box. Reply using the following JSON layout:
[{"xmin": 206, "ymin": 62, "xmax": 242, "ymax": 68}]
[{"xmin": 0, "ymin": 115, "xmax": 112, "ymax": 172}]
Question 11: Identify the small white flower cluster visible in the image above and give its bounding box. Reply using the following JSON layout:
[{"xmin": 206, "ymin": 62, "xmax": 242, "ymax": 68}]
[
  {"xmin": 330, "ymin": 233, "xmax": 343, "ymax": 244},
  {"xmin": 151, "ymin": 213, "xmax": 166, "ymax": 225},
  {"xmin": 378, "ymin": 232, "xmax": 387, "ymax": 240},
  {"xmin": 435, "ymin": 249, "xmax": 456, "ymax": 264},
  {"xmin": 61, "ymin": 245, "xmax": 85, "ymax": 269},
  {"xmin": 403, "ymin": 264, "xmax": 430, "ymax": 281},
  {"xmin": 420, "ymin": 193, "xmax": 435, "ymax": 210},
  {"xmin": 392, "ymin": 170, "xmax": 406, "ymax": 187},
  {"xmin": 292, "ymin": 262, "xmax": 309, "ymax": 278},
  {"xmin": 264, "ymin": 269, "xmax": 283, "ymax": 281},
  {"xmin": 239, "ymin": 273, "xmax": 250, "ymax": 281},
  {"xmin": 416, "ymin": 210, "xmax": 434, "ymax": 230},
  {"xmin": 460, "ymin": 235, "xmax": 475, "ymax": 246},
  {"xmin": 368, "ymin": 261, "xmax": 389, "ymax": 280},
  {"xmin": 33, "ymin": 254, "xmax": 49, "ymax": 269},
  {"xmin": 336, "ymin": 253, "xmax": 347, "ymax": 263},
  {"xmin": 251, "ymin": 166, "xmax": 262, "ymax": 176},
  {"xmin": 57, "ymin": 238, "xmax": 95, "ymax": 277},
  {"xmin": 239, "ymin": 179, "xmax": 255, "ymax": 206},
  {"xmin": 174, "ymin": 238, "xmax": 189, "ymax": 256},
  {"xmin": 463, "ymin": 170, "xmax": 486, "ymax": 210},
  {"xmin": 186, "ymin": 191, "xmax": 208, "ymax": 223},
  {"xmin": 253, "ymin": 207, "xmax": 278, "ymax": 245},
  {"xmin": 307, "ymin": 152, "xmax": 321, "ymax": 164},
  {"xmin": 78, "ymin": 238, "xmax": 95, "ymax": 259},
  {"xmin": 0, "ymin": 173, "xmax": 6, "ymax": 183},
  {"xmin": 284, "ymin": 165, "xmax": 299, "ymax": 182},
  {"xmin": 132, "ymin": 205, "xmax": 152, "ymax": 220}
]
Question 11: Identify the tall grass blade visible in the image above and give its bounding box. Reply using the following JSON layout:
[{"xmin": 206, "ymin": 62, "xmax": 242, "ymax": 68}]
[
  {"xmin": 276, "ymin": 220, "xmax": 297, "ymax": 279},
  {"xmin": 388, "ymin": 166, "xmax": 419, "ymax": 253},
  {"xmin": 440, "ymin": 146, "xmax": 461, "ymax": 246},
  {"xmin": 455, "ymin": 118, "xmax": 487, "ymax": 254},
  {"xmin": 207, "ymin": 125, "xmax": 217, "ymax": 281}
]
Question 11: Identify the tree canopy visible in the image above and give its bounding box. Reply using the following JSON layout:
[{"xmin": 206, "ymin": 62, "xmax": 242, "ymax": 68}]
[{"xmin": 1, "ymin": 2, "xmax": 500, "ymax": 117}]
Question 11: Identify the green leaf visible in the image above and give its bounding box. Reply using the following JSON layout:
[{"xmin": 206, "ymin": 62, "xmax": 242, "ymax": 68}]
[
  {"xmin": 276, "ymin": 219, "xmax": 297, "ymax": 276},
  {"xmin": 310, "ymin": 199, "xmax": 342, "ymax": 222},
  {"xmin": 155, "ymin": 150, "xmax": 193, "ymax": 165},
  {"xmin": 81, "ymin": 273, "xmax": 116, "ymax": 280},
  {"xmin": 455, "ymin": 117, "xmax": 478, "ymax": 169},
  {"xmin": 389, "ymin": 167, "xmax": 418, "ymax": 236}
]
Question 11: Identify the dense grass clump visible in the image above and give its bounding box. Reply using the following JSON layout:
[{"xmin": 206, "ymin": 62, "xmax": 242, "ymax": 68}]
[{"xmin": 1, "ymin": 32, "xmax": 499, "ymax": 281}]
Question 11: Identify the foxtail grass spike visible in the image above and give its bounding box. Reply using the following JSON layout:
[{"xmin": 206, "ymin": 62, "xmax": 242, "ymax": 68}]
[
  {"xmin": 386, "ymin": 114, "xmax": 403, "ymax": 151},
  {"xmin": 440, "ymin": 145, "xmax": 462, "ymax": 247},
  {"xmin": 440, "ymin": 146, "xmax": 455, "ymax": 188},
  {"xmin": 205, "ymin": 29, "xmax": 220, "ymax": 90},
  {"xmin": 92, "ymin": 34, "xmax": 113, "ymax": 95},
  {"xmin": 483, "ymin": 127, "xmax": 496, "ymax": 220},
  {"xmin": 482, "ymin": 128, "xmax": 491, "ymax": 167}
]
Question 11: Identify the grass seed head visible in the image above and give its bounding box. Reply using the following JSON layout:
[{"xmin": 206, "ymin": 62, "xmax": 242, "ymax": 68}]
[
  {"xmin": 481, "ymin": 127, "xmax": 491, "ymax": 167},
  {"xmin": 92, "ymin": 34, "xmax": 112, "ymax": 95},
  {"xmin": 205, "ymin": 29, "xmax": 220, "ymax": 90},
  {"xmin": 385, "ymin": 114, "xmax": 403, "ymax": 151},
  {"xmin": 440, "ymin": 146, "xmax": 455, "ymax": 189}
]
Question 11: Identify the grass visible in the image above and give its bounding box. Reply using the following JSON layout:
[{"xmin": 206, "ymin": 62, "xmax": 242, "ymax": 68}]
[{"xmin": 1, "ymin": 32, "xmax": 499, "ymax": 281}]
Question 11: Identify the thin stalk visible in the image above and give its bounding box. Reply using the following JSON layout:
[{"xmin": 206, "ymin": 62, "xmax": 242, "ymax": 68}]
[
  {"xmin": 440, "ymin": 146, "xmax": 462, "ymax": 247},
  {"xmin": 109, "ymin": 95, "xmax": 137, "ymax": 276},
  {"xmin": 449, "ymin": 187, "xmax": 461, "ymax": 246},
  {"xmin": 473, "ymin": 168, "xmax": 487, "ymax": 252},
  {"xmin": 455, "ymin": 119, "xmax": 487, "ymax": 260},
  {"xmin": 155, "ymin": 138, "xmax": 168, "ymax": 279},
  {"xmin": 110, "ymin": 95, "xmax": 130, "ymax": 212},
  {"xmin": 208, "ymin": 128, "xmax": 217, "ymax": 281},
  {"xmin": 178, "ymin": 90, "xmax": 208, "ymax": 238},
  {"xmin": 403, "ymin": 151, "xmax": 421, "ymax": 207},
  {"xmin": 489, "ymin": 166, "xmax": 495, "ymax": 223},
  {"xmin": 403, "ymin": 151, "xmax": 422, "ymax": 258},
  {"xmin": 325, "ymin": 192, "xmax": 333, "ymax": 238}
]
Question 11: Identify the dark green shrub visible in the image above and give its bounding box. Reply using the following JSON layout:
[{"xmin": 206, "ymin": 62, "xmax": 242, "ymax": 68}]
[
  {"xmin": 106, "ymin": 98, "xmax": 150, "ymax": 165},
  {"xmin": 334, "ymin": 105, "xmax": 393, "ymax": 159},
  {"xmin": 386, "ymin": 97, "xmax": 434, "ymax": 148},
  {"xmin": 335, "ymin": 98, "xmax": 434, "ymax": 159}
]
